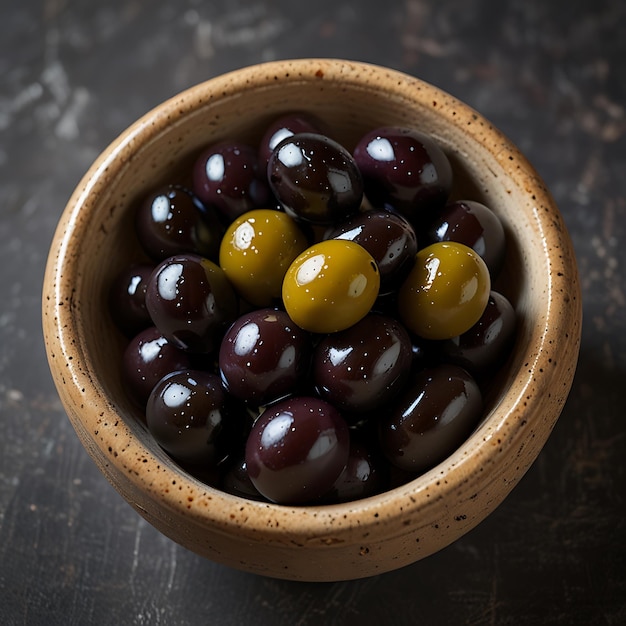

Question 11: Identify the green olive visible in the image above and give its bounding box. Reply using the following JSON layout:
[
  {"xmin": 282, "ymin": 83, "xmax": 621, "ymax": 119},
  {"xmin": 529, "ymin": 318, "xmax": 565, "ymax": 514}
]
[
  {"xmin": 219, "ymin": 209, "xmax": 308, "ymax": 306},
  {"xmin": 282, "ymin": 239, "xmax": 380, "ymax": 333},
  {"xmin": 398, "ymin": 241, "xmax": 491, "ymax": 340}
]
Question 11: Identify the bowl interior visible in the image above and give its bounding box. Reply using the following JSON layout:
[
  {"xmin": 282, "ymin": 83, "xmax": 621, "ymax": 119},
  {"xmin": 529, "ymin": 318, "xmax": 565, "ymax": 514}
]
[
  {"xmin": 80, "ymin": 69, "xmax": 530, "ymax": 423},
  {"xmin": 44, "ymin": 59, "xmax": 581, "ymax": 581}
]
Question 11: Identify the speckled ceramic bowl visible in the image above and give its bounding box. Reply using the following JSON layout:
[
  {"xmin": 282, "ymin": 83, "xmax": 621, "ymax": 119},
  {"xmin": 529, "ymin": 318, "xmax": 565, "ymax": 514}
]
[{"xmin": 42, "ymin": 59, "xmax": 581, "ymax": 582}]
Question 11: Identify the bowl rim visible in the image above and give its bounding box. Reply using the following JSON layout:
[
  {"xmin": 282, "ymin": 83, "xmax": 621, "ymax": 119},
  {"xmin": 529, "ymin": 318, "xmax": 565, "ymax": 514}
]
[{"xmin": 43, "ymin": 58, "xmax": 582, "ymax": 548}]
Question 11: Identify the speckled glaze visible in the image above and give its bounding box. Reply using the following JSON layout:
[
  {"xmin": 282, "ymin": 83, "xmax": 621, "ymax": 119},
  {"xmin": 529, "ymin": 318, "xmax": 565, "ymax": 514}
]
[{"xmin": 42, "ymin": 59, "xmax": 582, "ymax": 582}]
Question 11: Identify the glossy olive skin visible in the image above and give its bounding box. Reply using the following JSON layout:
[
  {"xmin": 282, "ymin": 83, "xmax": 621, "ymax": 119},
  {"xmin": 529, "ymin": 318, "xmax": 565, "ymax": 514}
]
[
  {"xmin": 320, "ymin": 437, "xmax": 388, "ymax": 504},
  {"xmin": 282, "ymin": 239, "xmax": 381, "ymax": 334},
  {"xmin": 121, "ymin": 326, "xmax": 192, "ymax": 408},
  {"xmin": 220, "ymin": 455, "xmax": 266, "ymax": 501},
  {"xmin": 423, "ymin": 200, "xmax": 506, "ymax": 278},
  {"xmin": 219, "ymin": 209, "xmax": 308, "ymax": 307},
  {"xmin": 146, "ymin": 369, "xmax": 241, "ymax": 467},
  {"xmin": 135, "ymin": 185, "xmax": 224, "ymax": 262},
  {"xmin": 219, "ymin": 308, "xmax": 312, "ymax": 406},
  {"xmin": 313, "ymin": 313, "xmax": 413, "ymax": 413},
  {"xmin": 145, "ymin": 254, "xmax": 238, "ymax": 354},
  {"xmin": 353, "ymin": 126, "xmax": 453, "ymax": 225},
  {"xmin": 245, "ymin": 396, "xmax": 350, "ymax": 504},
  {"xmin": 258, "ymin": 112, "xmax": 323, "ymax": 165},
  {"xmin": 398, "ymin": 241, "xmax": 491, "ymax": 340},
  {"xmin": 379, "ymin": 364, "xmax": 483, "ymax": 473},
  {"xmin": 109, "ymin": 262, "xmax": 154, "ymax": 337},
  {"xmin": 192, "ymin": 141, "xmax": 271, "ymax": 222},
  {"xmin": 325, "ymin": 209, "xmax": 418, "ymax": 295},
  {"xmin": 268, "ymin": 132, "xmax": 363, "ymax": 225},
  {"xmin": 436, "ymin": 291, "xmax": 517, "ymax": 380}
]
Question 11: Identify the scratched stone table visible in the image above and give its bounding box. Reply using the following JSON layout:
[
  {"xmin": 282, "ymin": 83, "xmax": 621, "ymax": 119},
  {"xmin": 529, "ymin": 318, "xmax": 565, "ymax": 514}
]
[{"xmin": 1, "ymin": 1, "xmax": 625, "ymax": 624}]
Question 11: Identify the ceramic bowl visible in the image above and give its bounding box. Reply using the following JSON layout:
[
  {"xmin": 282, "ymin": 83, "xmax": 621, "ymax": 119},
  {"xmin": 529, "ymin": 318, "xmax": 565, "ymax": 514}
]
[{"xmin": 42, "ymin": 59, "xmax": 581, "ymax": 582}]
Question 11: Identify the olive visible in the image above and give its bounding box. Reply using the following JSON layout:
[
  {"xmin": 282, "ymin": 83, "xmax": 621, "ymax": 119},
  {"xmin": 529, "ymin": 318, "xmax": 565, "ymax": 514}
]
[
  {"xmin": 423, "ymin": 200, "xmax": 506, "ymax": 278},
  {"xmin": 258, "ymin": 112, "xmax": 323, "ymax": 165},
  {"xmin": 220, "ymin": 454, "xmax": 266, "ymax": 501},
  {"xmin": 282, "ymin": 239, "xmax": 380, "ymax": 334},
  {"xmin": 145, "ymin": 253, "xmax": 238, "ymax": 353},
  {"xmin": 192, "ymin": 141, "xmax": 271, "ymax": 222},
  {"xmin": 313, "ymin": 313, "xmax": 413, "ymax": 413},
  {"xmin": 146, "ymin": 369, "xmax": 242, "ymax": 467},
  {"xmin": 219, "ymin": 209, "xmax": 308, "ymax": 307},
  {"xmin": 135, "ymin": 185, "xmax": 224, "ymax": 262},
  {"xmin": 268, "ymin": 132, "xmax": 363, "ymax": 225},
  {"xmin": 109, "ymin": 262, "xmax": 154, "ymax": 337},
  {"xmin": 436, "ymin": 291, "xmax": 517, "ymax": 380},
  {"xmin": 320, "ymin": 436, "xmax": 388, "ymax": 504},
  {"xmin": 245, "ymin": 396, "xmax": 350, "ymax": 504},
  {"xmin": 218, "ymin": 308, "xmax": 312, "ymax": 406},
  {"xmin": 398, "ymin": 241, "xmax": 491, "ymax": 340},
  {"xmin": 353, "ymin": 126, "xmax": 452, "ymax": 225},
  {"xmin": 121, "ymin": 326, "xmax": 192, "ymax": 409},
  {"xmin": 379, "ymin": 364, "xmax": 483, "ymax": 473},
  {"xmin": 325, "ymin": 209, "xmax": 418, "ymax": 295}
]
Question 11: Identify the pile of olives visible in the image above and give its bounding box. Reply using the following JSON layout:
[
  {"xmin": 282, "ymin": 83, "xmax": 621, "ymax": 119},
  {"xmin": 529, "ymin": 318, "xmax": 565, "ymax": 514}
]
[{"xmin": 111, "ymin": 113, "xmax": 516, "ymax": 505}]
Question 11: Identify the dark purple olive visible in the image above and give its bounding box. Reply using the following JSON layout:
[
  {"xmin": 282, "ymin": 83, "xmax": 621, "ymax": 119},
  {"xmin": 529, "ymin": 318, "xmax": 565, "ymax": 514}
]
[
  {"xmin": 268, "ymin": 132, "xmax": 363, "ymax": 225},
  {"xmin": 145, "ymin": 254, "xmax": 238, "ymax": 354},
  {"xmin": 325, "ymin": 209, "xmax": 418, "ymax": 294},
  {"xmin": 121, "ymin": 326, "xmax": 192, "ymax": 408},
  {"xmin": 245, "ymin": 396, "xmax": 350, "ymax": 504},
  {"xmin": 423, "ymin": 200, "xmax": 506, "ymax": 278},
  {"xmin": 220, "ymin": 454, "xmax": 267, "ymax": 501},
  {"xmin": 109, "ymin": 262, "xmax": 154, "ymax": 336},
  {"xmin": 436, "ymin": 291, "xmax": 516, "ymax": 380},
  {"xmin": 313, "ymin": 313, "xmax": 413, "ymax": 414},
  {"xmin": 258, "ymin": 112, "xmax": 323, "ymax": 165},
  {"xmin": 353, "ymin": 126, "xmax": 452, "ymax": 225},
  {"xmin": 135, "ymin": 185, "xmax": 224, "ymax": 262},
  {"xmin": 219, "ymin": 308, "xmax": 312, "ymax": 406},
  {"xmin": 321, "ymin": 437, "xmax": 388, "ymax": 503},
  {"xmin": 192, "ymin": 141, "xmax": 271, "ymax": 222},
  {"xmin": 146, "ymin": 369, "xmax": 241, "ymax": 467},
  {"xmin": 379, "ymin": 364, "xmax": 483, "ymax": 473}
]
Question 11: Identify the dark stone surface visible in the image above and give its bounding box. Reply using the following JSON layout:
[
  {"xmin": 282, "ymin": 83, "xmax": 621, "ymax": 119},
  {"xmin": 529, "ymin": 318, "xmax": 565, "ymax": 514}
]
[{"xmin": 1, "ymin": 0, "xmax": 625, "ymax": 624}]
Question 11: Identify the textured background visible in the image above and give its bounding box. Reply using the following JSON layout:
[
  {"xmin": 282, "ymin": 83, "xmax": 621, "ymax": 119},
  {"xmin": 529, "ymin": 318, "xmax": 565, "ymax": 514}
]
[{"xmin": 1, "ymin": 1, "xmax": 625, "ymax": 624}]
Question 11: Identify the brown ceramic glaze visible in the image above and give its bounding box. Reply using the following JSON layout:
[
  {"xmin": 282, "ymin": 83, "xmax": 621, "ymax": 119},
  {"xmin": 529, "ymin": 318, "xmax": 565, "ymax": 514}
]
[{"xmin": 42, "ymin": 59, "xmax": 582, "ymax": 581}]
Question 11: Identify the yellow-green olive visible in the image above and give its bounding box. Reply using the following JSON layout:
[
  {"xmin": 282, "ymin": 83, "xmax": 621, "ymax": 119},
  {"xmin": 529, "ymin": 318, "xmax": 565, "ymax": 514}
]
[
  {"xmin": 219, "ymin": 209, "xmax": 308, "ymax": 306},
  {"xmin": 398, "ymin": 241, "xmax": 491, "ymax": 340},
  {"xmin": 282, "ymin": 239, "xmax": 380, "ymax": 333}
]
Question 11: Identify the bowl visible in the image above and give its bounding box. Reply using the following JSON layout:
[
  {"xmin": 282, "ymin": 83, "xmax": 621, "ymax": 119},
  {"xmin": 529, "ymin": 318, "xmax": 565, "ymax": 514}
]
[{"xmin": 42, "ymin": 58, "xmax": 582, "ymax": 582}]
